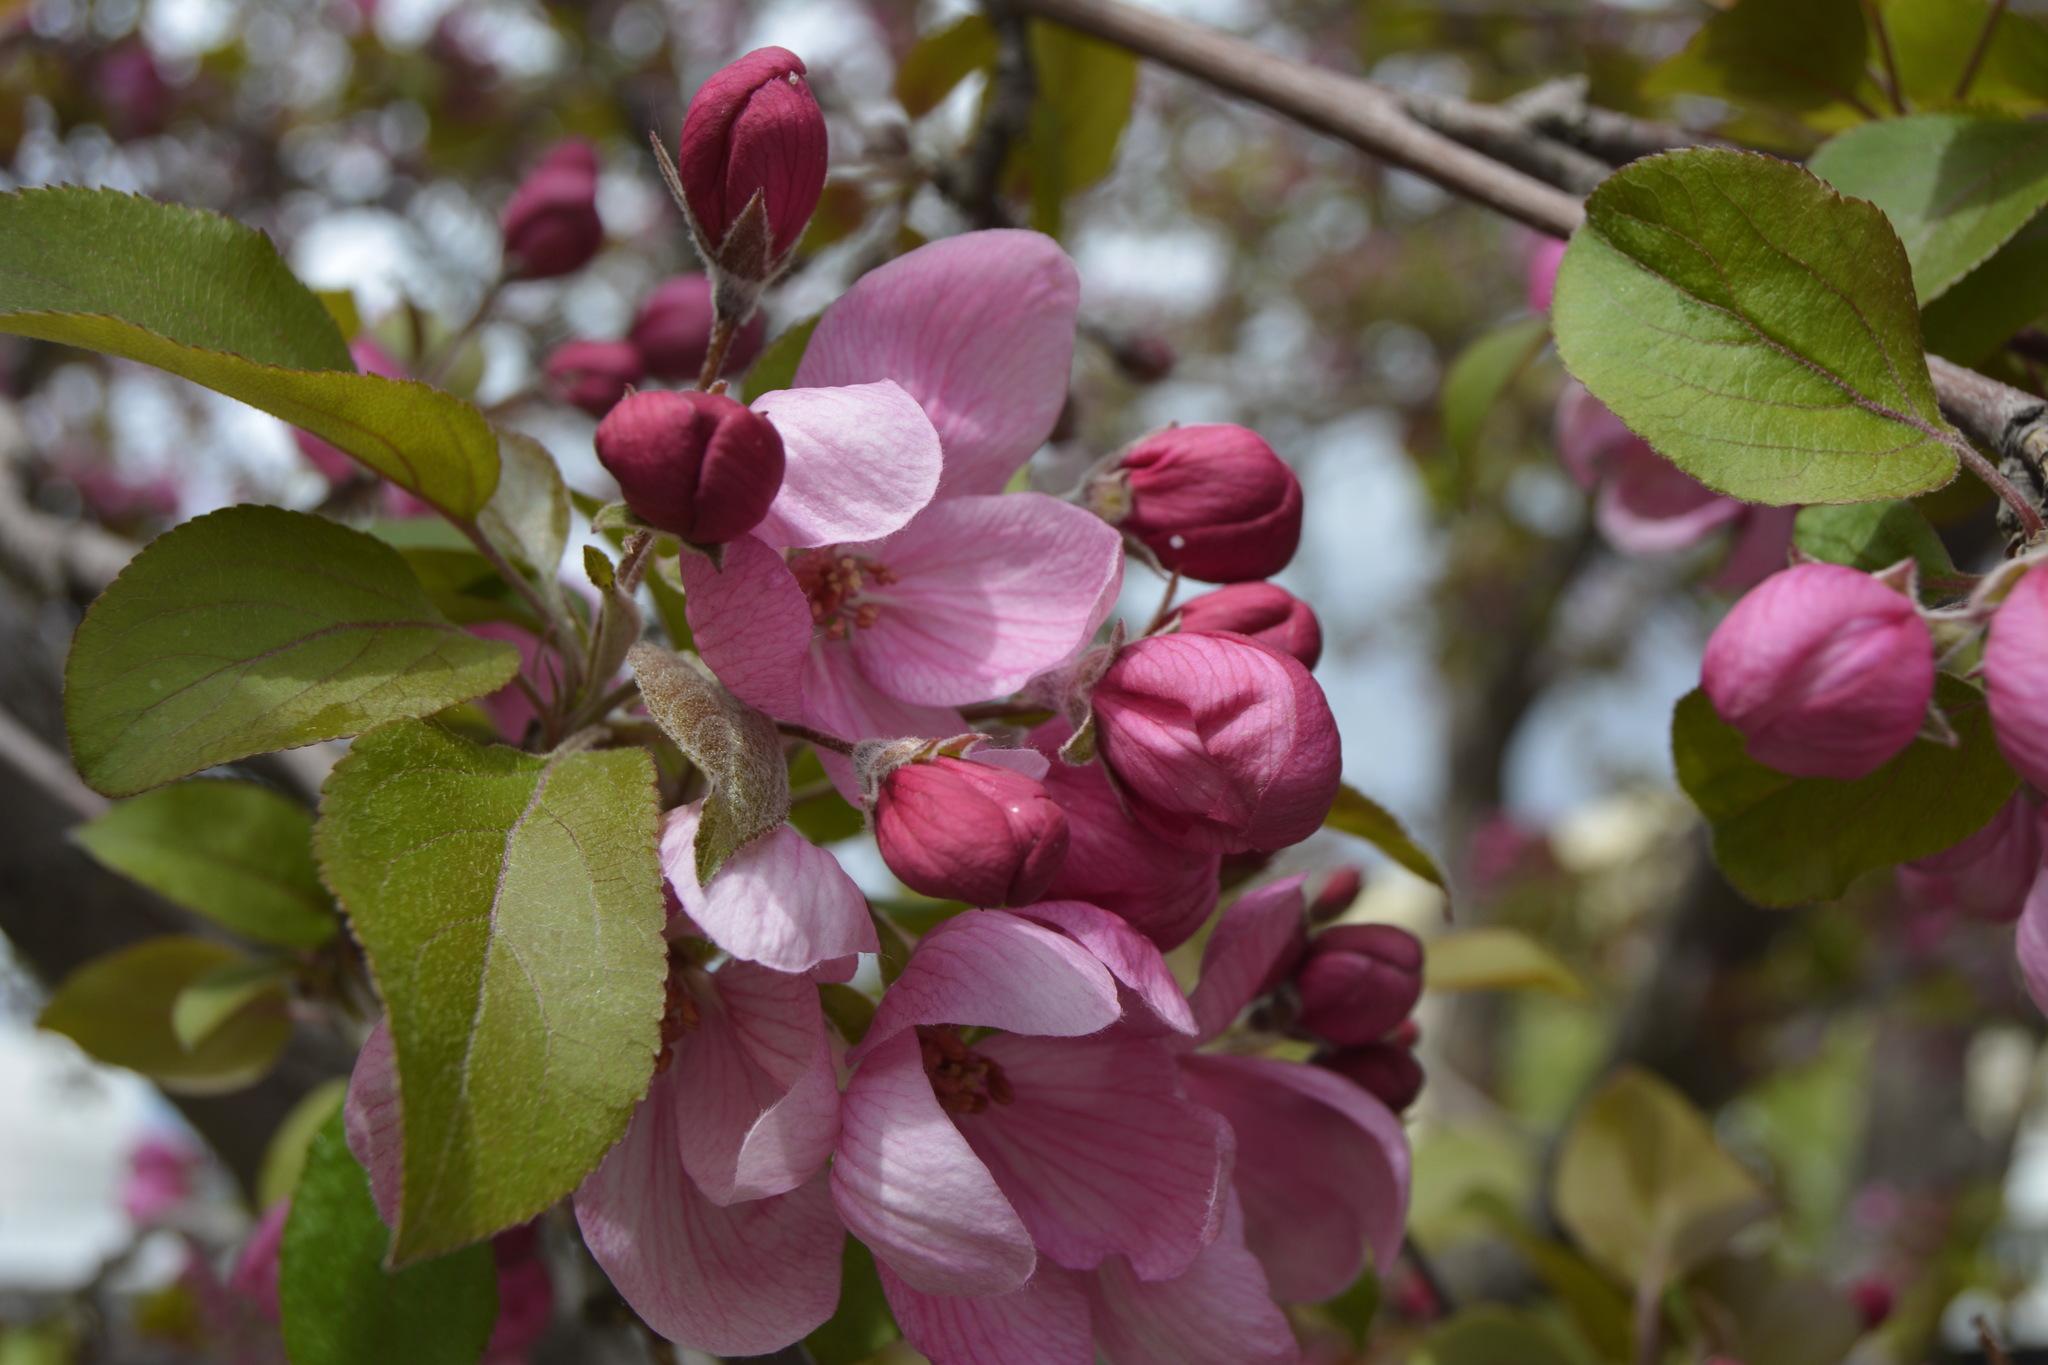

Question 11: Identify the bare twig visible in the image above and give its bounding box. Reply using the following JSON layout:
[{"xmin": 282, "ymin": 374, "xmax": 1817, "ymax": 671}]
[
  {"xmin": 1928, "ymin": 354, "xmax": 2048, "ymax": 544},
  {"xmin": 1978, "ymin": 1316, "xmax": 2013, "ymax": 1365},
  {"xmin": 778, "ymin": 722, "xmax": 857, "ymax": 756},
  {"xmin": 0, "ymin": 704, "xmax": 106, "ymax": 822},
  {"xmin": 1504, "ymin": 76, "xmax": 1724, "ymax": 164},
  {"xmin": 936, "ymin": 2, "xmax": 1036, "ymax": 229},
  {"xmin": 1957, "ymin": 0, "xmax": 2011, "ymax": 100},
  {"xmin": 1859, "ymin": 0, "xmax": 1908, "ymax": 114},
  {"xmin": 1398, "ymin": 88, "xmax": 1610, "ymax": 195}
]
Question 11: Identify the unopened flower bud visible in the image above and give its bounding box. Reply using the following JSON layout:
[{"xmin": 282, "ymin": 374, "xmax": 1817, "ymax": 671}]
[
  {"xmin": 1701, "ymin": 563, "xmax": 1934, "ymax": 781},
  {"xmin": 1319, "ymin": 1040, "xmax": 1425, "ymax": 1113},
  {"xmin": 629, "ymin": 274, "xmax": 767, "ymax": 381},
  {"xmin": 1109, "ymin": 331, "xmax": 1176, "ymax": 384},
  {"xmin": 1092, "ymin": 425, "xmax": 1303, "ymax": 582},
  {"xmin": 1309, "ymin": 865, "xmax": 1363, "ymax": 923},
  {"xmin": 1090, "ymin": 631, "xmax": 1342, "ymax": 853},
  {"xmin": 1986, "ymin": 566, "xmax": 2048, "ymax": 791},
  {"xmin": 594, "ymin": 390, "xmax": 784, "ymax": 544},
  {"xmin": 1896, "ymin": 793, "xmax": 2040, "ymax": 923},
  {"xmin": 874, "ymin": 756, "xmax": 1069, "ymax": 907},
  {"xmin": 676, "ymin": 47, "xmax": 828, "ymax": 279},
  {"xmin": 1171, "ymin": 582, "xmax": 1323, "ymax": 668},
  {"xmin": 1847, "ymin": 1278, "xmax": 1893, "ymax": 1331},
  {"xmin": 1294, "ymin": 923, "xmax": 1424, "ymax": 1046},
  {"xmin": 502, "ymin": 139, "xmax": 604, "ymax": 280},
  {"xmin": 544, "ymin": 339, "xmax": 644, "ymax": 418}
]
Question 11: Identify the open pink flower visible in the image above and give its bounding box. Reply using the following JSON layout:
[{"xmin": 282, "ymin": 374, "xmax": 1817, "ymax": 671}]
[{"xmin": 660, "ymin": 801, "xmax": 877, "ymax": 973}]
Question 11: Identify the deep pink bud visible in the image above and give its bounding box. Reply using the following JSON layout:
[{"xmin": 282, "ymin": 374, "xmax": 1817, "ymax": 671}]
[
  {"xmin": 1308, "ymin": 865, "xmax": 1363, "ymax": 923},
  {"xmin": 1319, "ymin": 1040, "xmax": 1425, "ymax": 1113},
  {"xmin": 1896, "ymin": 793, "xmax": 2040, "ymax": 923},
  {"xmin": 593, "ymin": 390, "xmax": 784, "ymax": 543},
  {"xmin": 543, "ymin": 338, "xmax": 644, "ymax": 418},
  {"xmin": 874, "ymin": 756, "xmax": 1070, "ymax": 907},
  {"xmin": 1029, "ymin": 718, "xmax": 1220, "ymax": 949},
  {"xmin": 501, "ymin": 139, "xmax": 604, "ymax": 279},
  {"xmin": 1986, "ymin": 566, "xmax": 2048, "ymax": 791},
  {"xmin": 676, "ymin": 47, "xmax": 828, "ymax": 268},
  {"xmin": 629, "ymin": 274, "xmax": 767, "ymax": 381},
  {"xmin": 1101, "ymin": 425, "xmax": 1304, "ymax": 582},
  {"xmin": 1294, "ymin": 922, "xmax": 1424, "ymax": 1046},
  {"xmin": 488, "ymin": 1223, "xmax": 555, "ymax": 1359},
  {"xmin": 1847, "ymin": 1278, "xmax": 1893, "ymax": 1330},
  {"xmin": 1172, "ymin": 581, "xmax": 1323, "ymax": 668},
  {"xmin": 1090, "ymin": 631, "xmax": 1342, "ymax": 853},
  {"xmin": 1701, "ymin": 563, "xmax": 1934, "ymax": 781}
]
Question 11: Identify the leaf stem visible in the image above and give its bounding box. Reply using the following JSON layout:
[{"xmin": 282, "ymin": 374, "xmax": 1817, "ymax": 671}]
[
  {"xmin": 426, "ymin": 276, "xmax": 505, "ymax": 387},
  {"xmin": 1859, "ymin": 0, "xmax": 1908, "ymax": 115},
  {"xmin": 1957, "ymin": 0, "xmax": 2010, "ymax": 100},
  {"xmin": 778, "ymin": 722, "xmax": 857, "ymax": 756},
  {"xmin": 697, "ymin": 317, "xmax": 738, "ymax": 391},
  {"xmin": 1142, "ymin": 568, "xmax": 1183, "ymax": 635},
  {"xmin": 459, "ymin": 521, "xmax": 589, "ymax": 701}
]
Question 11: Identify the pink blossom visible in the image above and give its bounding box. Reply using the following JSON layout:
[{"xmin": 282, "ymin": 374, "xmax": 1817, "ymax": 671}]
[
  {"xmin": 676, "ymin": 48, "xmax": 828, "ymax": 267},
  {"xmin": 1702, "ymin": 563, "xmax": 1934, "ymax": 781},
  {"xmin": 1170, "ymin": 582, "xmax": 1323, "ymax": 669},
  {"xmin": 123, "ymin": 1133, "xmax": 200, "ymax": 1223},
  {"xmin": 485, "ymin": 1224, "xmax": 554, "ymax": 1364},
  {"xmin": 1029, "ymin": 718, "xmax": 1221, "ymax": 950},
  {"xmin": 1525, "ymin": 235, "xmax": 1566, "ymax": 313},
  {"xmin": 1986, "ymin": 566, "xmax": 2048, "ymax": 791},
  {"xmin": 659, "ymin": 801, "xmax": 877, "ymax": 973},
  {"xmin": 1308, "ymin": 866, "xmax": 1363, "ymax": 922},
  {"xmin": 873, "ymin": 754, "xmax": 1070, "ymax": 907},
  {"xmin": 501, "ymin": 139, "xmax": 604, "ymax": 280},
  {"xmin": 1088, "ymin": 631, "xmax": 1343, "ymax": 853},
  {"xmin": 229, "ymin": 1199, "xmax": 291, "ymax": 1320},
  {"xmin": 1897, "ymin": 794, "xmax": 2041, "ymax": 923},
  {"xmin": 1319, "ymin": 1037, "xmax": 1426, "ymax": 1113}
]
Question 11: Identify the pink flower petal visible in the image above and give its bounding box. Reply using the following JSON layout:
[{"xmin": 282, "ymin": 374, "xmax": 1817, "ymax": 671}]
[
  {"xmin": 751, "ymin": 381, "xmax": 943, "ymax": 548},
  {"xmin": 1014, "ymin": 900, "xmax": 1197, "ymax": 1037},
  {"xmin": 960, "ymin": 1035, "xmax": 1230, "ymax": 1280},
  {"xmin": 1595, "ymin": 444, "xmax": 1746, "ymax": 555},
  {"xmin": 344, "ymin": 1018, "xmax": 403, "ymax": 1228},
  {"xmin": 673, "ymin": 960, "xmax": 841, "ymax": 1205},
  {"xmin": 880, "ymin": 1261, "xmax": 1093, "ymax": 1365},
  {"xmin": 968, "ymin": 746, "xmax": 1052, "ymax": 780},
  {"xmin": 1085, "ymin": 1191, "xmax": 1299, "ymax": 1365},
  {"xmin": 1988, "ymin": 566, "xmax": 2048, "ymax": 792},
  {"xmin": 663, "ymin": 806, "xmax": 878, "ymax": 973},
  {"xmin": 800, "ymin": 644, "xmax": 965, "ymax": 800},
  {"xmin": 848, "ymin": 494, "xmax": 1124, "ymax": 707},
  {"xmin": 832, "ymin": 1027, "xmax": 1037, "ymax": 1296},
  {"xmin": 2020, "ymin": 864, "xmax": 2048, "ymax": 1019},
  {"xmin": 1186, "ymin": 877, "xmax": 1309, "ymax": 1045},
  {"xmin": 678, "ymin": 534, "xmax": 812, "ymax": 719},
  {"xmin": 1551, "ymin": 381, "xmax": 1631, "ymax": 490},
  {"xmin": 575, "ymin": 1069, "xmax": 844, "ymax": 1356},
  {"xmin": 1706, "ymin": 504, "xmax": 1798, "ymax": 595},
  {"xmin": 1179, "ymin": 1054, "xmax": 1408, "ymax": 1302},
  {"xmin": 853, "ymin": 910, "xmax": 1123, "ymax": 1062},
  {"xmin": 796, "ymin": 229, "xmax": 1080, "ymax": 499}
]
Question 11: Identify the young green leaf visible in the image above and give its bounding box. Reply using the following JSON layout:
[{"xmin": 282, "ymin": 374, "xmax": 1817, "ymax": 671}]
[
  {"xmin": 280, "ymin": 1112, "xmax": 499, "ymax": 1365},
  {"xmin": 316, "ymin": 719, "xmax": 666, "ymax": 1262},
  {"xmin": 628, "ymin": 643, "xmax": 791, "ymax": 883},
  {"xmin": 1920, "ymin": 215, "xmax": 2048, "ymax": 365},
  {"xmin": 1423, "ymin": 928, "xmax": 1586, "ymax": 999},
  {"xmin": 1641, "ymin": 0, "xmax": 1871, "ymax": 119},
  {"xmin": 0, "ymin": 187, "xmax": 498, "ymax": 518},
  {"xmin": 1553, "ymin": 149, "xmax": 1961, "ymax": 507},
  {"xmin": 38, "ymin": 937, "xmax": 292, "ymax": 1094},
  {"xmin": 172, "ymin": 958, "xmax": 291, "ymax": 1049},
  {"xmin": 1440, "ymin": 315, "xmax": 1549, "ymax": 459},
  {"xmin": 477, "ymin": 431, "xmax": 570, "ymax": 582},
  {"xmin": 1323, "ymin": 785, "xmax": 1448, "ymax": 904},
  {"xmin": 259, "ymin": 1078, "xmax": 349, "ymax": 1209},
  {"xmin": 1552, "ymin": 1067, "xmax": 1771, "ymax": 1288},
  {"xmin": 65, "ymin": 505, "xmax": 520, "ymax": 797},
  {"xmin": 1427, "ymin": 1306, "xmax": 1586, "ymax": 1365},
  {"xmin": 1792, "ymin": 500, "xmax": 1957, "ymax": 579},
  {"xmin": 895, "ymin": 12, "xmax": 996, "ymax": 118},
  {"xmin": 1884, "ymin": 0, "xmax": 2048, "ymax": 112},
  {"xmin": 1809, "ymin": 114, "xmax": 2048, "ymax": 303},
  {"xmin": 1022, "ymin": 19, "xmax": 1139, "ymax": 237},
  {"xmin": 1672, "ymin": 677, "xmax": 2018, "ymax": 906},
  {"xmin": 74, "ymin": 779, "xmax": 336, "ymax": 948}
]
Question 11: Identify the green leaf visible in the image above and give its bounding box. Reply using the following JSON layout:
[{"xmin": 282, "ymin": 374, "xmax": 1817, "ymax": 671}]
[
  {"xmin": 279, "ymin": 1112, "xmax": 498, "ymax": 1365},
  {"xmin": 646, "ymin": 557, "xmax": 693, "ymax": 652},
  {"xmin": 896, "ymin": 13, "xmax": 996, "ymax": 118},
  {"xmin": 315, "ymin": 719, "xmax": 667, "ymax": 1261},
  {"xmin": 1023, "ymin": 19, "xmax": 1139, "ymax": 237},
  {"xmin": 1441, "ymin": 316, "xmax": 1549, "ymax": 458},
  {"xmin": 1465, "ymin": 1191, "xmax": 1632, "ymax": 1364},
  {"xmin": 477, "ymin": 431, "xmax": 569, "ymax": 582},
  {"xmin": 65, "ymin": 505, "xmax": 520, "ymax": 797},
  {"xmin": 1554, "ymin": 149, "xmax": 1960, "ymax": 506},
  {"xmin": 1884, "ymin": 0, "xmax": 2048, "ymax": 113},
  {"xmin": 1323, "ymin": 785, "xmax": 1449, "ymax": 903},
  {"xmin": 1673, "ymin": 677, "xmax": 2019, "ymax": 905},
  {"xmin": 1641, "ymin": 0, "xmax": 1870, "ymax": 117},
  {"xmin": 818, "ymin": 982, "xmax": 876, "ymax": 1047},
  {"xmin": 1921, "ymin": 215, "xmax": 2048, "ymax": 365},
  {"xmin": 788, "ymin": 747, "xmax": 865, "ymax": 844},
  {"xmin": 1553, "ymin": 1067, "xmax": 1771, "ymax": 1287},
  {"xmin": 1424, "ymin": 928, "xmax": 1587, "ymax": 999},
  {"xmin": 1808, "ymin": 114, "xmax": 2048, "ymax": 303},
  {"xmin": 0, "ymin": 187, "xmax": 499, "ymax": 519},
  {"xmin": 38, "ymin": 937, "xmax": 292, "ymax": 1094},
  {"xmin": 1692, "ymin": 1255, "xmax": 1865, "ymax": 1365},
  {"xmin": 805, "ymin": 1237, "xmax": 900, "ymax": 1365},
  {"xmin": 1427, "ymin": 1306, "xmax": 1586, "ymax": 1365},
  {"xmin": 628, "ymin": 643, "xmax": 791, "ymax": 884},
  {"xmin": 1322, "ymin": 1268, "xmax": 1380, "ymax": 1351},
  {"xmin": 1792, "ymin": 500, "xmax": 1957, "ymax": 577},
  {"xmin": 259, "ymin": 1077, "xmax": 348, "ymax": 1209},
  {"xmin": 399, "ymin": 546, "xmax": 540, "ymax": 632},
  {"xmin": 74, "ymin": 779, "xmax": 336, "ymax": 948},
  {"xmin": 173, "ymin": 958, "xmax": 291, "ymax": 1049},
  {"xmin": 742, "ymin": 313, "xmax": 821, "ymax": 402}
]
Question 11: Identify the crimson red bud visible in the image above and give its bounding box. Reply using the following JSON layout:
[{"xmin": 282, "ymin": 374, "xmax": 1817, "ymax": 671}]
[
  {"xmin": 1847, "ymin": 1278, "xmax": 1893, "ymax": 1330},
  {"xmin": 874, "ymin": 757, "xmax": 1070, "ymax": 907},
  {"xmin": 1105, "ymin": 425, "xmax": 1303, "ymax": 582},
  {"xmin": 676, "ymin": 47, "xmax": 828, "ymax": 270},
  {"xmin": 1318, "ymin": 1041, "xmax": 1424, "ymax": 1113},
  {"xmin": 544, "ymin": 339, "xmax": 644, "ymax": 418},
  {"xmin": 502, "ymin": 139, "xmax": 604, "ymax": 279},
  {"xmin": 1308, "ymin": 866, "xmax": 1362, "ymax": 923},
  {"xmin": 630, "ymin": 274, "xmax": 768, "ymax": 381},
  {"xmin": 1294, "ymin": 923, "xmax": 1424, "ymax": 1046},
  {"xmin": 1172, "ymin": 581, "xmax": 1323, "ymax": 668},
  {"xmin": 594, "ymin": 390, "xmax": 784, "ymax": 544}
]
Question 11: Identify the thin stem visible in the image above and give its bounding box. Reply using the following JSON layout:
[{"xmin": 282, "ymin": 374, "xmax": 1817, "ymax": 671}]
[
  {"xmin": 697, "ymin": 316, "xmax": 738, "ymax": 391},
  {"xmin": 459, "ymin": 521, "xmax": 589, "ymax": 698},
  {"xmin": 958, "ymin": 700, "xmax": 1057, "ymax": 722},
  {"xmin": 567, "ymin": 679, "xmax": 642, "ymax": 734},
  {"xmin": 0, "ymin": 704, "xmax": 107, "ymax": 821},
  {"xmin": 1401, "ymin": 1237, "xmax": 1455, "ymax": 1318},
  {"xmin": 426, "ymin": 276, "xmax": 505, "ymax": 387},
  {"xmin": 616, "ymin": 530, "xmax": 657, "ymax": 594},
  {"xmin": 1956, "ymin": 439, "xmax": 2046, "ymax": 541},
  {"xmin": 1630, "ymin": 1242, "xmax": 1669, "ymax": 1365},
  {"xmin": 1859, "ymin": 0, "xmax": 1907, "ymax": 114},
  {"xmin": 1979, "ymin": 1317, "xmax": 2013, "ymax": 1365},
  {"xmin": 1957, "ymin": 0, "xmax": 2010, "ymax": 100},
  {"xmin": 779, "ymin": 722, "xmax": 857, "ymax": 756},
  {"xmin": 1142, "ymin": 569, "xmax": 1183, "ymax": 635}
]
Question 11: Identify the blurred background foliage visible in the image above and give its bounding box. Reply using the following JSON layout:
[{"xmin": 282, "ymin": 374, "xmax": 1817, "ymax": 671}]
[{"xmin": 5, "ymin": 0, "xmax": 2048, "ymax": 1361}]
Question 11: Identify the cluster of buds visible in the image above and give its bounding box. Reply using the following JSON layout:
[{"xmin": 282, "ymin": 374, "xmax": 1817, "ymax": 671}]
[{"xmin": 544, "ymin": 273, "xmax": 770, "ymax": 418}]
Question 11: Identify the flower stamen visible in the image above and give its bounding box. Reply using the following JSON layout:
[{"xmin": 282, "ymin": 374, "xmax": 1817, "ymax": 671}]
[
  {"xmin": 790, "ymin": 548, "xmax": 898, "ymax": 641},
  {"xmin": 917, "ymin": 1025, "xmax": 1014, "ymax": 1115}
]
